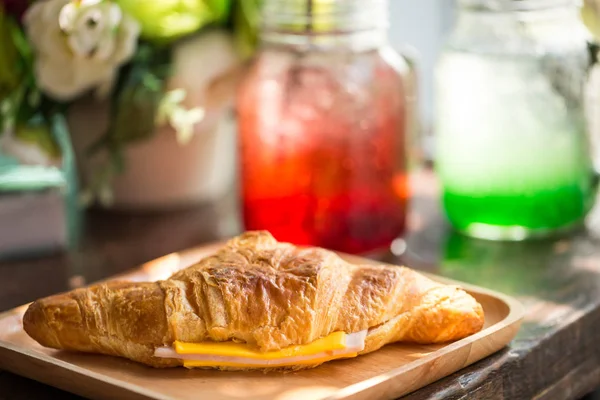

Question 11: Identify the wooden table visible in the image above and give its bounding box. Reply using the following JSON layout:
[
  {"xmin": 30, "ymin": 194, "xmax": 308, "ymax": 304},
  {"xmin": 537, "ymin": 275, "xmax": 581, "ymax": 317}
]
[{"xmin": 2, "ymin": 171, "xmax": 600, "ymax": 400}]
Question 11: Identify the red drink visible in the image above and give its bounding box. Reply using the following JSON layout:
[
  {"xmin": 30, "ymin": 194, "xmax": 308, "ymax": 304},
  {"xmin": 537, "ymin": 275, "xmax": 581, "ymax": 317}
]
[{"xmin": 237, "ymin": 2, "xmax": 411, "ymax": 254}]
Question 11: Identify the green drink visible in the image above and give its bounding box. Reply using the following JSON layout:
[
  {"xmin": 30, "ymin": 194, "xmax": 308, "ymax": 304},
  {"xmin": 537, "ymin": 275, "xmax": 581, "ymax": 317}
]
[
  {"xmin": 436, "ymin": 49, "xmax": 597, "ymax": 240},
  {"xmin": 435, "ymin": 0, "xmax": 600, "ymax": 240}
]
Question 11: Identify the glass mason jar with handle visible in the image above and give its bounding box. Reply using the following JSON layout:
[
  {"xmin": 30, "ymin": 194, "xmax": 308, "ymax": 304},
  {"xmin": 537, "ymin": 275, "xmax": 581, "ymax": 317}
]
[
  {"xmin": 237, "ymin": 0, "xmax": 414, "ymax": 254},
  {"xmin": 435, "ymin": 0, "xmax": 598, "ymax": 241}
]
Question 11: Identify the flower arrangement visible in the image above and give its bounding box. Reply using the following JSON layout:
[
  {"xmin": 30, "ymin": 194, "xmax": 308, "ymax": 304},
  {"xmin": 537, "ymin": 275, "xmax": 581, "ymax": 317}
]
[{"xmin": 0, "ymin": 0, "xmax": 261, "ymax": 205}]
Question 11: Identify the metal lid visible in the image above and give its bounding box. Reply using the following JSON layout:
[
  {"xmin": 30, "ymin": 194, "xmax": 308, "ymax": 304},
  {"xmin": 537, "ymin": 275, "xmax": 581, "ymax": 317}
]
[{"xmin": 261, "ymin": 0, "xmax": 388, "ymax": 34}]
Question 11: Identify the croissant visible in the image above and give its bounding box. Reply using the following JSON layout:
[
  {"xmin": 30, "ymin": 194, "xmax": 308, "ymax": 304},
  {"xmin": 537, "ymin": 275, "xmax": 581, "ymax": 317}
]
[{"xmin": 23, "ymin": 231, "xmax": 484, "ymax": 370}]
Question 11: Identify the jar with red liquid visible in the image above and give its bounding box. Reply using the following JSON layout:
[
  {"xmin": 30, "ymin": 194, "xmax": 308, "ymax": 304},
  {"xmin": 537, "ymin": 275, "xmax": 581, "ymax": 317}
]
[{"xmin": 237, "ymin": 0, "xmax": 413, "ymax": 254}]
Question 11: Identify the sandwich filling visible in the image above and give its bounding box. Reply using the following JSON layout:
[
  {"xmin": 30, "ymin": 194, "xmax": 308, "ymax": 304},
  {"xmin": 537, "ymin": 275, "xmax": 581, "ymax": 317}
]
[{"xmin": 154, "ymin": 330, "xmax": 368, "ymax": 368}]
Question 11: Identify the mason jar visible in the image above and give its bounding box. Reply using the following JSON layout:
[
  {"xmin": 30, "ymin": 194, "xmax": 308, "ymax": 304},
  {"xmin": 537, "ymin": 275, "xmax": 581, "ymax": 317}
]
[
  {"xmin": 435, "ymin": 0, "xmax": 598, "ymax": 241},
  {"xmin": 237, "ymin": 0, "xmax": 414, "ymax": 254}
]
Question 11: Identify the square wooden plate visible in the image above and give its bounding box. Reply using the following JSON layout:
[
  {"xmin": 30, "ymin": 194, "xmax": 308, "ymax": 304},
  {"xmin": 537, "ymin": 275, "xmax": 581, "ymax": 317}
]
[{"xmin": 0, "ymin": 243, "xmax": 523, "ymax": 400}]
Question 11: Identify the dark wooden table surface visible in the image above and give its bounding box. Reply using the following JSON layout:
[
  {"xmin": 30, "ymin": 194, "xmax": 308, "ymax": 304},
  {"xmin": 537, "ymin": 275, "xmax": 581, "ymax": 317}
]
[{"xmin": 3, "ymin": 171, "xmax": 600, "ymax": 400}]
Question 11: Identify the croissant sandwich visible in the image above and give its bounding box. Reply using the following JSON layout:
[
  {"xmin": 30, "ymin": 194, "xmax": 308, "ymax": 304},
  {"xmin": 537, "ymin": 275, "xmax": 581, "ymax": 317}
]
[{"xmin": 23, "ymin": 231, "xmax": 484, "ymax": 370}]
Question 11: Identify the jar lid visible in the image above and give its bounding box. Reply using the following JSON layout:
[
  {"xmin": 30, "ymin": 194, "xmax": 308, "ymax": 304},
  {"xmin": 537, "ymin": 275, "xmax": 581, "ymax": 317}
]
[{"xmin": 261, "ymin": 0, "xmax": 388, "ymax": 34}]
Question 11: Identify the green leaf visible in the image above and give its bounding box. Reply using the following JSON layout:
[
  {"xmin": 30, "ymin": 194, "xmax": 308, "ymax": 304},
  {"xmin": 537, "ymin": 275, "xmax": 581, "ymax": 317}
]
[
  {"xmin": 115, "ymin": 0, "xmax": 232, "ymax": 43},
  {"xmin": 110, "ymin": 79, "xmax": 163, "ymax": 144},
  {"xmin": 0, "ymin": 9, "xmax": 21, "ymax": 99},
  {"xmin": 106, "ymin": 44, "xmax": 171, "ymax": 145},
  {"xmin": 232, "ymin": 0, "xmax": 262, "ymax": 59},
  {"xmin": 8, "ymin": 21, "xmax": 33, "ymax": 65},
  {"xmin": 1, "ymin": 83, "xmax": 25, "ymax": 132},
  {"xmin": 15, "ymin": 124, "xmax": 61, "ymax": 159},
  {"xmin": 205, "ymin": 0, "xmax": 232, "ymax": 23}
]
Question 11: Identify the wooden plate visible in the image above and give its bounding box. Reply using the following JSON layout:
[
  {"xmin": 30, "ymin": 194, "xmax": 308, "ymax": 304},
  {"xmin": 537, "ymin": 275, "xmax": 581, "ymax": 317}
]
[{"xmin": 0, "ymin": 243, "xmax": 524, "ymax": 400}]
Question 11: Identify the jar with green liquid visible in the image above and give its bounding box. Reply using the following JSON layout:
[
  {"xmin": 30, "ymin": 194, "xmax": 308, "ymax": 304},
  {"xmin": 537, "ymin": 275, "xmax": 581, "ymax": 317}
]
[{"xmin": 435, "ymin": 0, "xmax": 598, "ymax": 240}]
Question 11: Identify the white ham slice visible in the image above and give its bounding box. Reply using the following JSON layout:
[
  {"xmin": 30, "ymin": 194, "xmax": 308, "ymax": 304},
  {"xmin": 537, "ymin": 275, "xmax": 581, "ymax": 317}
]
[{"xmin": 154, "ymin": 330, "xmax": 368, "ymax": 367}]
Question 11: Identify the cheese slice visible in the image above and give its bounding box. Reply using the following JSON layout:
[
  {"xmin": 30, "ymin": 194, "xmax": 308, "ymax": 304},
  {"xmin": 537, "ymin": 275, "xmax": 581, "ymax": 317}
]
[
  {"xmin": 175, "ymin": 331, "xmax": 347, "ymax": 359},
  {"xmin": 154, "ymin": 330, "xmax": 368, "ymax": 368},
  {"xmin": 181, "ymin": 351, "xmax": 359, "ymax": 368}
]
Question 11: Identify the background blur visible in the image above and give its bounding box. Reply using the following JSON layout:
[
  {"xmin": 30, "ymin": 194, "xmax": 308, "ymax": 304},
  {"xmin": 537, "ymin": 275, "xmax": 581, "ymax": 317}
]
[{"xmin": 391, "ymin": 0, "xmax": 455, "ymax": 138}]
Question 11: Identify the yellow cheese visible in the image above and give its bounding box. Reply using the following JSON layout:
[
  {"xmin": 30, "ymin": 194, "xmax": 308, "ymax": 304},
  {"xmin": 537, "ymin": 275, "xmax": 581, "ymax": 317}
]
[
  {"xmin": 182, "ymin": 352, "xmax": 358, "ymax": 368},
  {"xmin": 175, "ymin": 331, "xmax": 347, "ymax": 360}
]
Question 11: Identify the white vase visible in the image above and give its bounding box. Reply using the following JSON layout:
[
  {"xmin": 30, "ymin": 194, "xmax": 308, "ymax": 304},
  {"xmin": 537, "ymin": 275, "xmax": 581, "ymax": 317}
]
[
  {"xmin": 68, "ymin": 97, "xmax": 237, "ymax": 210},
  {"xmin": 67, "ymin": 30, "xmax": 243, "ymax": 210}
]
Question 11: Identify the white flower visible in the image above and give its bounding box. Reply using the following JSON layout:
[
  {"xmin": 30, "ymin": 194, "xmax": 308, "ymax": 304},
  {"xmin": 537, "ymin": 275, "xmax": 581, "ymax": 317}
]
[
  {"xmin": 156, "ymin": 89, "xmax": 205, "ymax": 145},
  {"xmin": 24, "ymin": 0, "xmax": 140, "ymax": 101},
  {"xmin": 169, "ymin": 107, "xmax": 205, "ymax": 144}
]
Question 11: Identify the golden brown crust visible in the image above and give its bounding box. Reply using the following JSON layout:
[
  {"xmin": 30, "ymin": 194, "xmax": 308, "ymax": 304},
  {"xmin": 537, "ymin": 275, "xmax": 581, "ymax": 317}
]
[{"xmin": 23, "ymin": 231, "xmax": 484, "ymax": 369}]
